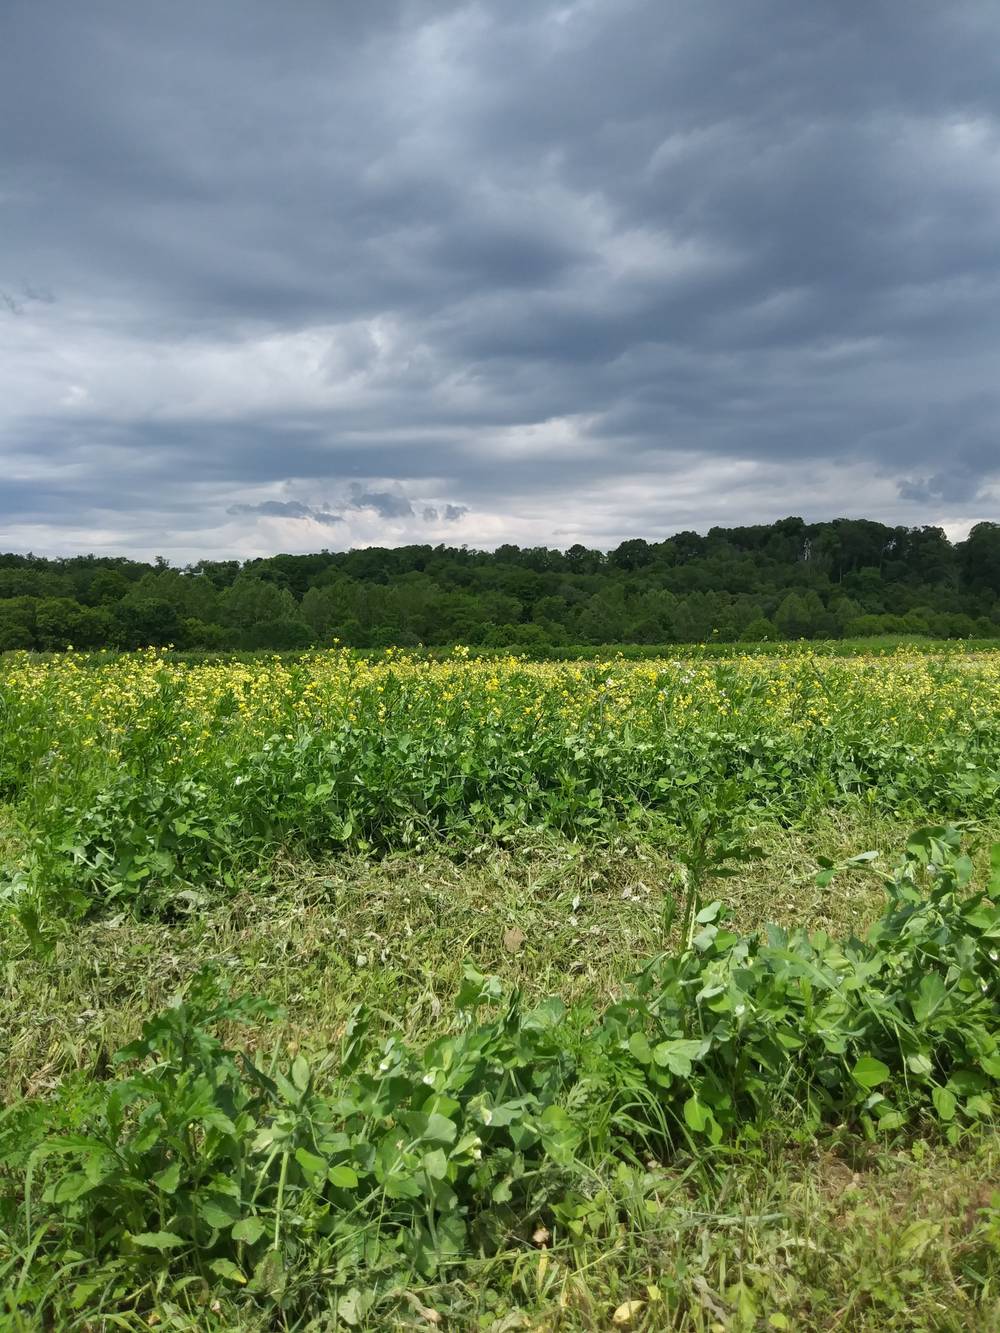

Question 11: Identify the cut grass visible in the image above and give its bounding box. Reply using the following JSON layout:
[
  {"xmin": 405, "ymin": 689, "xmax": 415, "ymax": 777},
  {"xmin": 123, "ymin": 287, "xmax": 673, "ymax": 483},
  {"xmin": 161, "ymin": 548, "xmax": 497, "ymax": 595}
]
[
  {"xmin": 3, "ymin": 813, "xmax": 1000, "ymax": 1330},
  {"xmin": 353, "ymin": 1132, "xmax": 1000, "ymax": 1332},
  {"xmin": 0, "ymin": 811, "xmax": 945, "ymax": 1100}
]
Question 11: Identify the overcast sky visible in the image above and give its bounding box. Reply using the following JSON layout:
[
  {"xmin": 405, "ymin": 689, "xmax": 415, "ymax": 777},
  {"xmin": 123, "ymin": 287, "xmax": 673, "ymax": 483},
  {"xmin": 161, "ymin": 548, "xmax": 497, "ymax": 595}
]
[{"xmin": 2, "ymin": 1, "xmax": 999, "ymax": 561}]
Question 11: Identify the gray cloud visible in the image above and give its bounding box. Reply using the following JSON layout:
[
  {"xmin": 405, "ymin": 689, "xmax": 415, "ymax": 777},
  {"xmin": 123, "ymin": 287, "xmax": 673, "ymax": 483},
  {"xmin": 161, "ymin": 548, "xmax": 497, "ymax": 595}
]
[
  {"xmin": 423, "ymin": 503, "xmax": 469, "ymax": 523},
  {"xmin": 227, "ymin": 500, "xmax": 343, "ymax": 526},
  {"xmin": 347, "ymin": 486, "xmax": 415, "ymax": 519},
  {"xmin": 2, "ymin": 0, "xmax": 1000, "ymax": 560}
]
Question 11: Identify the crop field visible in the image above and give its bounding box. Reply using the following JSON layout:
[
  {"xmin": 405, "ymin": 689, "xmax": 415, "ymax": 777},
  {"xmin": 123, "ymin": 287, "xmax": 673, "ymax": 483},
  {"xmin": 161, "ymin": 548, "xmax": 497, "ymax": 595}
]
[{"xmin": 2, "ymin": 648, "xmax": 1000, "ymax": 1330}]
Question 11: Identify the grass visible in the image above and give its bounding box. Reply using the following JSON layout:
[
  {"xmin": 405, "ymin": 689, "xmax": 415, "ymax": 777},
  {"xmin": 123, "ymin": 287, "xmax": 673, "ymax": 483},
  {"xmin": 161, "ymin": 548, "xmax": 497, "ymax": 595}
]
[
  {"xmin": 0, "ymin": 812, "xmax": 922, "ymax": 1099},
  {"xmin": 4, "ymin": 812, "xmax": 1000, "ymax": 1329},
  {"xmin": 16, "ymin": 635, "xmax": 996, "ymax": 669}
]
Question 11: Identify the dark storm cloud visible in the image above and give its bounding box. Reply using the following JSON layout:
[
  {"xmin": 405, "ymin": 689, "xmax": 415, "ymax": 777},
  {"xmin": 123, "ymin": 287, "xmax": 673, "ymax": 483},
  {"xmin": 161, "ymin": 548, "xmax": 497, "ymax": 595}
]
[{"xmin": 2, "ymin": 0, "xmax": 1000, "ymax": 559}]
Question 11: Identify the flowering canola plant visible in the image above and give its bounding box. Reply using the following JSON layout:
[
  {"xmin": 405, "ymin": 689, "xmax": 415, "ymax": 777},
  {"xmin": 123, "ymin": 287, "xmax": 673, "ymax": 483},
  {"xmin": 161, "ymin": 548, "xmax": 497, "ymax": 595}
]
[{"xmin": 1, "ymin": 647, "xmax": 998, "ymax": 915}]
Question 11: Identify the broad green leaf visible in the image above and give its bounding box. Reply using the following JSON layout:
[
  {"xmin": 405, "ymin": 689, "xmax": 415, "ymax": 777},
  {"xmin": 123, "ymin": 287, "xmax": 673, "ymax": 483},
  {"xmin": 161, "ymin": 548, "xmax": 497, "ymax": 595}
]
[
  {"xmin": 422, "ymin": 1148, "xmax": 448, "ymax": 1180},
  {"xmin": 131, "ymin": 1231, "xmax": 186, "ymax": 1251},
  {"xmin": 232, "ymin": 1216, "xmax": 266, "ymax": 1245},
  {"xmin": 652, "ymin": 1038, "xmax": 703, "ymax": 1077},
  {"xmin": 328, "ymin": 1164, "xmax": 359, "ymax": 1189},
  {"xmin": 49, "ymin": 1172, "xmax": 95, "ymax": 1204},
  {"xmin": 899, "ymin": 1219, "xmax": 939, "ymax": 1257},
  {"xmin": 683, "ymin": 1095, "xmax": 710, "ymax": 1133},
  {"xmin": 932, "ymin": 1085, "xmax": 957, "ymax": 1121},
  {"xmin": 198, "ymin": 1194, "xmax": 241, "ymax": 1230},
  {"xmin": 876, "ymin": 1108, "xmax": 905, "ymax": 1132},
  {"xmin": 152, "ymin": 1161, "xmax": 181, "ymax": 1194},
  {"xmin": 337, "ymin": 1287, "xmax": 372, "ymax": 1326},
  {"xmin": 911, "ymin": 973, "xmax": 947, "ymax": 1024},
  {"xmin": 965, "ymin": 1093, "xmax": 992, "ymax": 1118},
  {"xmin": 295, "ymin": 1147, "xmax": 327, "ymax": 1182},
  {"xmin": 852, "ymin": 1056, "xmax": 890, "ymax": 1090},
  {"xmin": 209, "ymin": 1258, "xmax": 247, "ymax": 1284},
  {"xmin": 628, "ymin": 1032, "xmax": 653, "ymax": 1064},
  {"xmin": 422, "ymin": 1112, "xmax": 458, "ymax": 1146}
]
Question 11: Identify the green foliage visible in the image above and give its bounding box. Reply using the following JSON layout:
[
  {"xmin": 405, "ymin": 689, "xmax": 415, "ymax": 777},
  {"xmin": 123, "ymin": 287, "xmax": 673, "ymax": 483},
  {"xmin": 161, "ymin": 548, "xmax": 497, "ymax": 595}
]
[
  {"xmin": 4, "ymin": 650, "xmax": 1000, "ymax": 922},
  {"xmin": 0, "ymin": 515, "xmax": 998, "ymax": 651},
  {"xmin": 9, "ymin": 653, "xmax": 1000, "ymax": 927},
  {"xmin": 3, "ymin": 828, "xmax": 1000, "ymax": 1324}
]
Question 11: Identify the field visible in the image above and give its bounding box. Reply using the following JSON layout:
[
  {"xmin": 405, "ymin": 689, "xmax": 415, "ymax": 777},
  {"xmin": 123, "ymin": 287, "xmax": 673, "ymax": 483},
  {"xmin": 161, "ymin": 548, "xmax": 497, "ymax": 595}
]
[{"xmin": 2, "ymin": 648, "xmax": 1000, "ymax": 1330}]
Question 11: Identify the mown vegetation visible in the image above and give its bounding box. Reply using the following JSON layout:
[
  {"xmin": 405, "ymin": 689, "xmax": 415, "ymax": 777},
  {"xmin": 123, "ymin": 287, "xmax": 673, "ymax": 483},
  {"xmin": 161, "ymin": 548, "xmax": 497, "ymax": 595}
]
[
  {"xmin": 2, "ymin": 647, "xmax": 1000, "ymax": 1328},
  {"xmin": 2, "ymin": 515, "xmax": 1000, "ymax": 651}
]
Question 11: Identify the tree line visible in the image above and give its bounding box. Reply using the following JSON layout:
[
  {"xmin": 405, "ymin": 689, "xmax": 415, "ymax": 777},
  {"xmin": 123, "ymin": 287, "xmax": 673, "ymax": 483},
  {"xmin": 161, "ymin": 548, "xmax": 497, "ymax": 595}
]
[{"xmin": 1, "ymin": 516, "xmax": 999, "ymax": 651}]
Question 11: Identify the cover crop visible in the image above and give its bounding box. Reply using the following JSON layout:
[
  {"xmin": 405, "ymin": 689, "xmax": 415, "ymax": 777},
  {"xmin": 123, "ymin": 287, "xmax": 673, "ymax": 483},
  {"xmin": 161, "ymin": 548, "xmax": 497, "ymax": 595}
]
[{"xmin": 1, "ymin": 647, "xmax": 999, "ymax": 917}]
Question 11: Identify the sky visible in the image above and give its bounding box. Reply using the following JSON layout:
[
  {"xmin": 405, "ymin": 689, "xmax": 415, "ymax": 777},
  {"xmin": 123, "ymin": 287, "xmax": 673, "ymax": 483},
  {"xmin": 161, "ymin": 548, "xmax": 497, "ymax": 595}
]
[{"xmin": 2, "ymin": 0, "xmax": 999, "ymax": 562}]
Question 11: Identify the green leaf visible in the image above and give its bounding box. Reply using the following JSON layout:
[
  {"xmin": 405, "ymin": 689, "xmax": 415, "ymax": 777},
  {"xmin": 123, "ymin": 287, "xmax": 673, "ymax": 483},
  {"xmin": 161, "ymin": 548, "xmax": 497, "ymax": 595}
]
[
  {"xmin": 911, "ymin": 973, "xmax": 947, "ymax": 1024},
  {"xmin": 683, "ymin": 1095, "xmax": 710, "ymax": 1133},
  {"xmin": 274, "ymin": 1070, "xmax": 302, "ymax": 1105},
  {"xmin": 197, "ymin": 1194, "xmax": 241, "ymax": 1230},
  {"xmin": 877, "ymin": 1108, "xmax": 905, "ymax": 1132},
  {"xmin": 131, "ymin": 1231, "xmax": 186, "ymax": 1251},
  {"xmin": 932, "ymin": 1085, "xmax": 957, "ymax": 1121},
  {"xmin": 209, "ymin": 1258, "xmax": 247, "ymax": 1285},
  {"xmin": 966, "ymin": 1093, "xmax": 993, "ymax": 1119},
  {"xmin": 291, "ymin": 1054, "xmax": 310, "ymax": 1092},
  {"xmin": 328, "ymin": 1164, "xmax": 360, "ymax": 1189},
  {"xmin": 152, "ymin": 1161, "xmax": 181, "ymax": 1194},
  {"xmin": 249, "ymin": 1248, "xmax": 285, "ymax": 1296},
  {"xmin": 337, "ymin": 1287, "xmax": 372, "ymax": 1326},
  {"xmin": 295, "ymin": 1147, "xmax": 327, "ymax": 1182},
  {"xmin": 422, "ymin": 1112, "xmax": 458, "ymax": 1146},
  {"xmin": 232, "ymin": 1216, "xmax": 266, "ymax": 1245},
  {"xmin": 852, "ymin": 1056, "xmax": 891, "ymax": 1090},
  {"xmin": 652, "ymin": 1038, "xmax": 704, "ymax": 1077},
  {"xmin": 423, "ymin": 1148, "xmax": 448, "ymax": 1180},
  {"xmin": 628, "ymin": 1032, "xmax": 653, "ymax": 1064},
  {"xmin": 49, "ymin": 1172, "xmax": 95, "ymax": 1204}
]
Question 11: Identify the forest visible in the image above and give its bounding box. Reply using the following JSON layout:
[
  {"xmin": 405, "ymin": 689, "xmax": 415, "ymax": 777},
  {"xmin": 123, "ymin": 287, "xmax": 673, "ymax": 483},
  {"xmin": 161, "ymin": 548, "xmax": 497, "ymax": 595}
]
[{"xmin": 1, "ymin": 515, "xmax": 999, "ymax": 651}]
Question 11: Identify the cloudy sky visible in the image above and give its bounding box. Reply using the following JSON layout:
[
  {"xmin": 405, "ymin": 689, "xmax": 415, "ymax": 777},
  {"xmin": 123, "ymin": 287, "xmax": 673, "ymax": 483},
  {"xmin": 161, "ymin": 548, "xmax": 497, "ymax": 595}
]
[{"xmin": 2, "ymin": 1, "xmax": 999, "ymax": 561}]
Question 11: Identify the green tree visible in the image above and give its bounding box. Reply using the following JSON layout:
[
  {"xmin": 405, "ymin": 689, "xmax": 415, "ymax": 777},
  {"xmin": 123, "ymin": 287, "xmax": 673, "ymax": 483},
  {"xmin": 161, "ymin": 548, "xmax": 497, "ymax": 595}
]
[
  {"xmin": 961, "ymin": 523, "xmax": 1000, "ymax": 595},
  {"xmin": 113, "ymin": 599, "xmax": 182, "ymax": 649},
  {"xmin": 0, "ymin": 597, "xmax": 35, "ymax": 650},
  {"xmin": 742, "ymin": 615, "xmax": 776, "ymax": 642},
  {"xmin": 220, "ymin": 576, "xmax": 299, "ymax": 632},
  {"xmin": 774, "ymin": 593, "xmax": 812, "ymax": 639}
]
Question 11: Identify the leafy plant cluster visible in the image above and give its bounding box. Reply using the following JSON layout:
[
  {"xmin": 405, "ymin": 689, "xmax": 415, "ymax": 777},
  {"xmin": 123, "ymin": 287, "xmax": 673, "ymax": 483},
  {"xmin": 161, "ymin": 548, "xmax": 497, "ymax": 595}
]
[
  {"xmin": 3, "ymin": 828, "xmax": 999, "ymax": 1325},
  {"xmin": 3, "ymin": 651, "xmax": 999, "ymax": 919}
]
